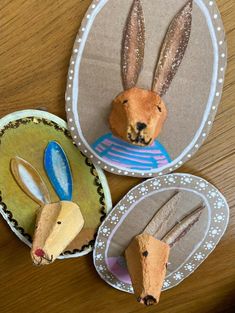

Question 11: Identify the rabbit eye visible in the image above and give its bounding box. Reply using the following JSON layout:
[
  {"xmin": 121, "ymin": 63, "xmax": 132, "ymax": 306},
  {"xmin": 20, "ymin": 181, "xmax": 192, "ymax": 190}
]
[
  {"xmin": 57, "ymin": 221, "xmax": 62, "ymax": 224},
  {"xmin": 123, "ymin": 100, "xmax": 128, "ymax": 104},
  {"xmin": 157, "ymin": 106, "xmax": 162, "ymax": 112}
]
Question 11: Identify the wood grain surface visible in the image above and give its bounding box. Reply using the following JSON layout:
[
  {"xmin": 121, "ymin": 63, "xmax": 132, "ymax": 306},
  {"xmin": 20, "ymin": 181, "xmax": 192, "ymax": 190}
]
[{"xmin": 0, "ymin": 1, "xmax": 234, "ymax": 312}]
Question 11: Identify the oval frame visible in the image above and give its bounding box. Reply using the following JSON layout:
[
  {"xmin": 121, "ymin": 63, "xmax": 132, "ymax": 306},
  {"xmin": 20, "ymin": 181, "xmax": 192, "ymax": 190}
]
[
  {"xmin": 0, "ymin": 110, "xmax": 112, "ymax": 259},
  {"xmin": 93, "ymin": 174, "xmax": 229, "ymax": 293},
  {"xmin": 66, "ymin": 0, "xmax": 227, "ymax": 178}
]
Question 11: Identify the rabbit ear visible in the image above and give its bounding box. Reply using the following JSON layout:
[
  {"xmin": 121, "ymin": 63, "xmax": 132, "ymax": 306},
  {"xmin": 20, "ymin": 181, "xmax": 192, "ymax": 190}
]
[
  {"xmin": 121, "ymin": 0, "xmax": 145, "ymax": 90},
  {"xmin": 11, "ymin": 157, "xmax": 51, "ymax": 206},
  {"xmin": 44, "ymin": 141, "xmax": 73, "ymax": 201},
  {"xmin": 152, "ymin": 0, "xmax": 193, "ymax": 97},
  {"xmin": 162, "ymin": 204, "xmax": 204, "ymax": 247}
]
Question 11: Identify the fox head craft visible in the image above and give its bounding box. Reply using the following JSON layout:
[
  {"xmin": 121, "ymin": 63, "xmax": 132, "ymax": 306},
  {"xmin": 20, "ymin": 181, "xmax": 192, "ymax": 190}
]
[{"xmin": 109, "ymin": 0, "xmax": 193, "ymax": 146}]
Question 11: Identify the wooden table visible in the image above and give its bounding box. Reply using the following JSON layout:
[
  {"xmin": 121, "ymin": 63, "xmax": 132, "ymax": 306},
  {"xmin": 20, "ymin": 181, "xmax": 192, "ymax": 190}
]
[{"xmin": 0, "ymin": 1, "xmax": 234, "ymax": 312}]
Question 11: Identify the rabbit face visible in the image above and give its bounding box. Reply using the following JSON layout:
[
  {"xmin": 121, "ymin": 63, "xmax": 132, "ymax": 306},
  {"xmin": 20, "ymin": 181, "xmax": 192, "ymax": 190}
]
[
  {"xmin": 109, "ymin": 87, "xmax": 167, "ymax": 146},
  {"xmin": 11, "ymin": 142, "xmax": 85, "ymax": 266},
  {"xmin": 32, "ymin": 201, "xmax": 84, "ymax": 266},
  {"xmin": 108, "ymin": 0, "xmax": 192, "ymax": 147}
]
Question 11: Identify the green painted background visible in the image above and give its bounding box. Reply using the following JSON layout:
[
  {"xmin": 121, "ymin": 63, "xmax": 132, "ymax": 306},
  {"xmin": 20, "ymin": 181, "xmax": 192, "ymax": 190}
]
[{"xmin": 0, "ymin": 118, "xmax": 105, "ymax": 241}]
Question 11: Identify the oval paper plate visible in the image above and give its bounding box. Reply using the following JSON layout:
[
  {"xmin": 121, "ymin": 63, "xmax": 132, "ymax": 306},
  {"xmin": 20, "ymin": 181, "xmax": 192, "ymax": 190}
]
[
  {"xmin": 93, "ymin": 174, "xmax": 229, "ymax": 293},
  {"xmin": 0, "ymin": 110, "xmax": 112, "ymax": 258},
  {"xmin": 66, "ymin": 0, "xmax": 227, "ymax": 178}
]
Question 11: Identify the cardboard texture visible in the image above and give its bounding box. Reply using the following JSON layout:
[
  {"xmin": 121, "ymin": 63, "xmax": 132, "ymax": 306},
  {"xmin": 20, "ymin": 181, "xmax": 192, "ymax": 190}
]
[
  {"xmin": 66, "ymin": 0, "xmax": 227, "ymax": 177},
  {"xmin": 125, "ymin": 234, "xmax": 170, "ymax": 305},
  {"xmin": 78, "ymin": 0, "xmax": 200, "ymax": 150},
  {"xmin": 108, "ymin": 190, "xmax": 208, "ymax": 270},
  {"xmin": 94, "ymin": 174, "xmax": 229, "ymax": 293},
  {"xmin": 0, "ymin": 110, "xmax": 112, "ymax": 259}
]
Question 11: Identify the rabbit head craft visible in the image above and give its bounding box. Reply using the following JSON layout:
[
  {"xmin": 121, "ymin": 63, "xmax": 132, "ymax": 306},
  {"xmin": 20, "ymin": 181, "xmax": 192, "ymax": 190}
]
[
  {"xmin": 109, "ymin": 0, "xmax": 193, "ymax": 146},
  {"xmin": 11, "ymin": 141, "xmax": 84, "ymax": 266}
]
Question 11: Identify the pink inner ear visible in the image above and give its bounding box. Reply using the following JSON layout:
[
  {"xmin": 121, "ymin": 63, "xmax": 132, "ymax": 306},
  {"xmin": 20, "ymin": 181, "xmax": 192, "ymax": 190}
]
[{"xmin": 35, "ymin": 248, "xmax": 45, "ymax": 257}]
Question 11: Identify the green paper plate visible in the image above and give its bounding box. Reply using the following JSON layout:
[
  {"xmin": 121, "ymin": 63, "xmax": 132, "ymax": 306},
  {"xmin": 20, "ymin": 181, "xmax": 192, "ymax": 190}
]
[{"xmin": 0, "ymin": 110, "xmax": 112, "ymax": 258}]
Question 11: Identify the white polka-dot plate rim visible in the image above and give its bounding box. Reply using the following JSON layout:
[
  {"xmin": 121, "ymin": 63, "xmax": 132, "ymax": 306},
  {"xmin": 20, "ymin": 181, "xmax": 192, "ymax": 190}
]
[
  {"xmin": 65, "ymin": 0, "xmax": 227, "ymax": 177},
  {"xmin": 93, "ymin": 173, "xmax": 229, "ymax": 293}
]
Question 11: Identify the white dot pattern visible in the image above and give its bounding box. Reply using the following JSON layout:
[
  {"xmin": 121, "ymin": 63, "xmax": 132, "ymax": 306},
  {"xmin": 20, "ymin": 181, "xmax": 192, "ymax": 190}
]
[
  {"xmin": 93, "ymin": 174, "xmax": 229, "ymax": 294},
  {"xmin": 65, "ymin": 0, "xmax": 227, "ymax": 178}
]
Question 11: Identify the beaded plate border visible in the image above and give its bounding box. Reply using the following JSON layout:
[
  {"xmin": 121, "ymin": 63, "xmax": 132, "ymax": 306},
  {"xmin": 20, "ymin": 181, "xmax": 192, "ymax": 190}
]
[
  {"xmin": 93, "ymin": 173, "xmax": 229, "ymax": 293},
  {"xmin": 66, "ymin": 0, "xmax": 227, "ymax": 178},
  {"xmin": 0, "ymin": 110, "xmax": 112, "ymax": 259}
]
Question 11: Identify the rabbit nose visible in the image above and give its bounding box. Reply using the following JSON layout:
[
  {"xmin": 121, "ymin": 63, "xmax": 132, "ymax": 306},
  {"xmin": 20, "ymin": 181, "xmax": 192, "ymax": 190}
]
[
  {"xmin": 136, "ymin": 122, "xmax": 147, "ymax": 131},
  {"xmin": 35, "ymin": 248, "xmax": 45, "ymax": 257}
]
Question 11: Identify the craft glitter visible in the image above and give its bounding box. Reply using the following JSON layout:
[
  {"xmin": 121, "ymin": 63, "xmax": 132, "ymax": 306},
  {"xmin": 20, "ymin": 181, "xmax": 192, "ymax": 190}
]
[
  {"xmin": 121, "ymin": 0, "xmax": 145, "ymax": 90},
  {"xmin": 152, "ymin": 0, "xmax": 193, "ymax": 96}
]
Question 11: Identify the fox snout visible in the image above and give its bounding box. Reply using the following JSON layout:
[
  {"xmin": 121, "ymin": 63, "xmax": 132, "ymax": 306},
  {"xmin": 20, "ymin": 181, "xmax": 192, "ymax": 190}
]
[{"xmin": 109, "ymin": 87, "xmax": 167, "ymax": 147}]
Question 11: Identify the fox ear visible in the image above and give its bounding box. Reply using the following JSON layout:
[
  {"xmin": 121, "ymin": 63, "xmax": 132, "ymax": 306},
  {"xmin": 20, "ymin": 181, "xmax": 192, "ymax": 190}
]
[
  {"xmin": 11, "ymin": 157, "xmax": 51, "ymax": 206},
  {"xmin": 152, "ymin": 0, "xmax": 193, "ymax": 97},
  {"xmin": 121, "ymin": 0, "xmax": 145, "ymax": 90}
]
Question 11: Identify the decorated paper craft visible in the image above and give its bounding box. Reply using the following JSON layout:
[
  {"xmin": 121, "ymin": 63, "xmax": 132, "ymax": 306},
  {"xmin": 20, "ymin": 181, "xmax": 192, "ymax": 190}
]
[
  {"xmin": 11, "ymin": 142, "xmax": 85, "ymax": 265},
  {"xmin": 125, "ymin": 193, "xmax": 204, "ymax": 306},
  {"xmin": 92, "ymin": 135, "xmax": 171, "ymax": 171},
  {"xmin": 0, "ymin": 110, "xmax": 112, "ymax": 259},
  {"xmin": 44, "ymin": 141, "xmax": 73, "ymax": 201},
  {"xmin": 66, "ymin": 0, "xmax": 227, "ymax": 177},
  {"xmin": 92, "ymin": 0, "xmax": 192, "ymax": 170},
  {"xmin": 93, "ymin": 174, "xmax": 229, "ymax": 295}
]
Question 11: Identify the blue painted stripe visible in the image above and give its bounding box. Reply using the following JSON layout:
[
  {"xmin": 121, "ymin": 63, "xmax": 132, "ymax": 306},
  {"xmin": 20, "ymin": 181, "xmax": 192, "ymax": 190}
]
[
  {"xmin": 106, "ymin": 150, "xmax": 159, "ymax": 167},
  {"xmin": 104, "ymin": 144, "xmax": 168, "ymax": 159},
  {"xmin": 104, "ymin": 153, "xmax": 157, "ymax": 168},
  {"xmin": 92, "ymin": 133, "xmax": 113, "ymax": 149},
  {"xmin": 93, "ymin": 133, "xmax": 170, "ymax": 157},
  {"xmin": 92, "ymin": 133, "xmax": 172, "ymax": 171}
]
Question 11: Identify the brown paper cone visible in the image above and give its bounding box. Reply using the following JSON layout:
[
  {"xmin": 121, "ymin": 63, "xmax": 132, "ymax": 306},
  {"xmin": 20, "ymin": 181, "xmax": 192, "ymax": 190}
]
[
  {"xmin": 125, "ymin": 233, "xmax": 170, "ymax": 306},
  {"xmin": 31, "ymin": 201, "xmax": 84, "ymax": 265}
]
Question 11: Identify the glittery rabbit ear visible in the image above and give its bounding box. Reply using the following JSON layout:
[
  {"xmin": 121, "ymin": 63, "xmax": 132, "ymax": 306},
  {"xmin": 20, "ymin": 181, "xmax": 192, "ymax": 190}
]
[
  {"xmin": 11, "ymin": 157, "xmax": 51, "ymax": 206},
  {"xmin": 152, "ymin": 0, "xmax": 193, "ymax": 97},
  {"xmin": 143, "ymin": 191, "xmax": 181, "ymax": 239},
  {"xmin": 162, "ymin": 204, "xmax": 204, "ymax": 247},
  {"xmin": 121, "ymin": 0, "xmax": 145, "ymax": 90}
]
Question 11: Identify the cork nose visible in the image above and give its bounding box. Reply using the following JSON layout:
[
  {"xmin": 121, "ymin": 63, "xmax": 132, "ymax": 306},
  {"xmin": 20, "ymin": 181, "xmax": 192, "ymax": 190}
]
[{"xmin": 137, "ymin": 122, "xmax": 147, "ymax": 131}]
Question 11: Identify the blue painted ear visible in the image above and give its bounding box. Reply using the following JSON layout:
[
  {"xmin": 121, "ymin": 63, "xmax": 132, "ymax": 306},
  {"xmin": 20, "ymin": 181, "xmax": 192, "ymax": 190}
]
[{"xmin": 44, "ymin": 141, "xmax": 73, "ymax": 201}]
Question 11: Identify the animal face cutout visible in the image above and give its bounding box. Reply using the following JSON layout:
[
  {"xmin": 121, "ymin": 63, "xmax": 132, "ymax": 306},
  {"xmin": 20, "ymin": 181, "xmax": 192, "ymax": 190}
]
[
  {"xmin": 109, "ymin": 88, "xmax": 167, "ymax": 146},
  {"xmin": 10, "ymin": 141, "xmax": 84, "ymax": 266},
  {"xmin": 109, "ymin": 0, "xmax": 193, "ymax": 146}
]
